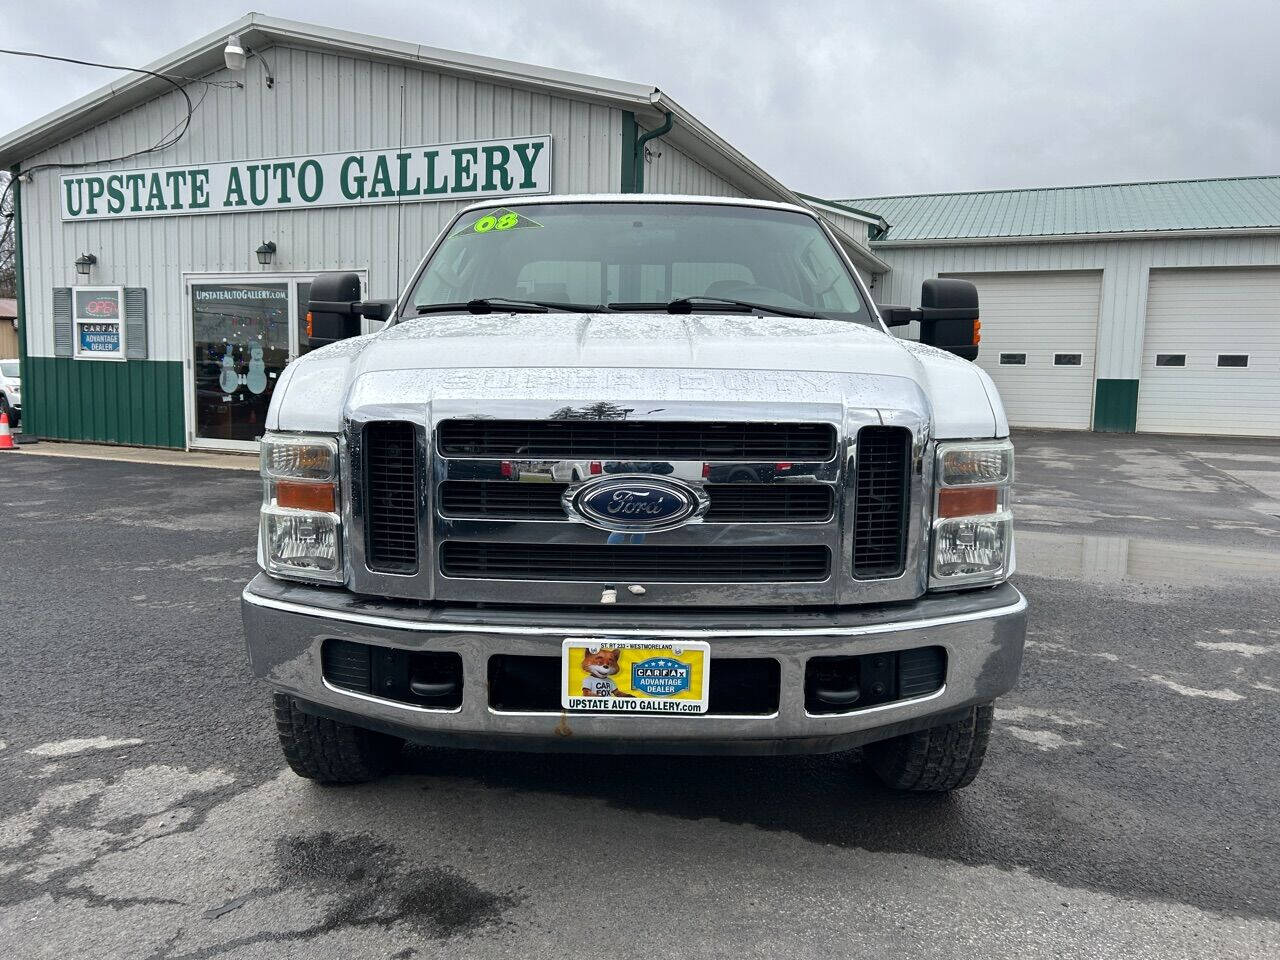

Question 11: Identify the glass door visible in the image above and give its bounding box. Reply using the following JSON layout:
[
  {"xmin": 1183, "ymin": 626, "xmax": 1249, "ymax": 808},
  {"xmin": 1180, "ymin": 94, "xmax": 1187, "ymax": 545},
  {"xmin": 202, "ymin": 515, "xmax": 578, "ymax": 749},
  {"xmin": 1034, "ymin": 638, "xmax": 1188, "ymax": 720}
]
[
  {"xmin": 190, "ymin": 280, "xmax": 292, "ymax": 447},
  {"xmin": 187, "ymin": 272, "xmax": 371, "ymax": 450}
]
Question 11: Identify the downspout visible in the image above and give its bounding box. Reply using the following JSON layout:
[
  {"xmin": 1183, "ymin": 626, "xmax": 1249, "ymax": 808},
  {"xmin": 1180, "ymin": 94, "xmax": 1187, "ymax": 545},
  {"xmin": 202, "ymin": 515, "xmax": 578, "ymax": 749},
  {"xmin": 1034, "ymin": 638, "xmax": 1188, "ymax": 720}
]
[{"xmin": 632, "ymin": 111, "xmax": 673, "ymax": 194}]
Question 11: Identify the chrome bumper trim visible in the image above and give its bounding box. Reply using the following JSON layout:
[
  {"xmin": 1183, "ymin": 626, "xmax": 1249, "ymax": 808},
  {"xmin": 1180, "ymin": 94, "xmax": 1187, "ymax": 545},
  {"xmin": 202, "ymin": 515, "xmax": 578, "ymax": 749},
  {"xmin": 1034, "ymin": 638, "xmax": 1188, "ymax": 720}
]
[
  {"xmin": 242, "ymin": 577, "xmax": 1025, "ymax": 756},
  {"xmin": 242, "ymin": 582, "xmax": 1025, "ymax": 640}
]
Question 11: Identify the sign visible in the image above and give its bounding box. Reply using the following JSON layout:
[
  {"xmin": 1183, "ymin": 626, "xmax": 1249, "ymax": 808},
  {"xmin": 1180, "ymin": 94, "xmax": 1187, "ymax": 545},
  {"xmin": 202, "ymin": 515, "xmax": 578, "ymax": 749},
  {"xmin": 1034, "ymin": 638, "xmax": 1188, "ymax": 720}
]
[
  {"xmin": 561, "ymin": 639, "xmax": 711, "ymax": 714},
  {"xmin": 78, "ymin": 323, "xmax": 121, "ymax": 354},
  {"xmin": 73, "ymin": 286, "xmax": 125, "ymax": 360},
  {"xmin": 60, "ymin": 135, "xmax": 553, "ymax": 222},
  {"xmin": 74, "ymin": 288, "xmax": 120, "ymax": 319}
]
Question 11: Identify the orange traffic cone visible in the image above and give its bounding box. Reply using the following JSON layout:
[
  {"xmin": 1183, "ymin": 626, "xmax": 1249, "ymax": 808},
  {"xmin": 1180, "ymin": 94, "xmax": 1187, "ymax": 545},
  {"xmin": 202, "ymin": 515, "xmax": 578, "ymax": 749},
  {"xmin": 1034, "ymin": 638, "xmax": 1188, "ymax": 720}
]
[{"xmin": 0, "ymin": 410, "xmax": 15, "ymax": 450}]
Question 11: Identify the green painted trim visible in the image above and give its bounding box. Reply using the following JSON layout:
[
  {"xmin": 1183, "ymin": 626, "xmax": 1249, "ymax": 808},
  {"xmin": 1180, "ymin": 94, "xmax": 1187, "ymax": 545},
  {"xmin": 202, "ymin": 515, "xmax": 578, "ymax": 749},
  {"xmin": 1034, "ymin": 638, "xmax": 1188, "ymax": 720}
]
[
  {"xmin": 793, "ymin": 192, "xmax": 890, "ymax": 234},
  {"xmin": 633, "ymin": 111, "xmax": 673, "ymax": 194},
  {"xmin": 10, "ymin": 164, "xmax": 28, "ymax": 412},
  {"xmin": 1093, "ymin": 379, "xmax": 1138, "ymax": 432},
  {"xmin": 620, "ymin": 111, "xmax": 638, "ymax": 193},
  {"xmin": 24, "ymin": 356, "xmax": 185, "ymax": 448}
]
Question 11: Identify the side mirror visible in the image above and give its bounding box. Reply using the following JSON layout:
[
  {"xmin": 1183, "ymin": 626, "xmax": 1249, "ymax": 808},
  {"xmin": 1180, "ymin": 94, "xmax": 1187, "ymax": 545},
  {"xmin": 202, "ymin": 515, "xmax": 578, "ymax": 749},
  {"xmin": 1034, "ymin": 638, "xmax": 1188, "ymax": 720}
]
[
  {"xmin": 919, "ymin": 278, "xmax": 980, "ymax": 361},
  {"xmin": 306, "ymin": 273, "xmax": 395, "ymax": 347},
  {"xmin": 879, "ymin": 305, "xmax": 916, "ymax": 328}
]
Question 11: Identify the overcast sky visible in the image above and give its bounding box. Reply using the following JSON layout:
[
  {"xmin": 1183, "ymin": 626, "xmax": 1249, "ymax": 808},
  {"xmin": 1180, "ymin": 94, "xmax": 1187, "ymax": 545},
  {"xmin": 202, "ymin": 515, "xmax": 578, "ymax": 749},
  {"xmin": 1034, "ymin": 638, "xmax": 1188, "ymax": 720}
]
[{"xmin": 2, "ymin": 0, "xmax": 1277, "ymax": 198}]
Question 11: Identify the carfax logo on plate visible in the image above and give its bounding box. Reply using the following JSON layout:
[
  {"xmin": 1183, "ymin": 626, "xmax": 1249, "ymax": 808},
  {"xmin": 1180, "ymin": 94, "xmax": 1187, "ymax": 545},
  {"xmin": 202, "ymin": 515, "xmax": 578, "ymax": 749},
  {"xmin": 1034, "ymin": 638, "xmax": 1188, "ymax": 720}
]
[{"xmin": 631, "ymin": 657, "xmax": 691, "ymax": 697}]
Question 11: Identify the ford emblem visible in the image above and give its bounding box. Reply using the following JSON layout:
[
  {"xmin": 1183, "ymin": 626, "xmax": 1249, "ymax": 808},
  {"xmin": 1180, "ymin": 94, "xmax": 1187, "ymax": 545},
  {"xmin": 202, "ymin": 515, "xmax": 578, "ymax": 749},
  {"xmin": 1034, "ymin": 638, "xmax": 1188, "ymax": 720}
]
[{"xmin": 566, "ymin": 475, "xmax": 707, "ymax": 533}]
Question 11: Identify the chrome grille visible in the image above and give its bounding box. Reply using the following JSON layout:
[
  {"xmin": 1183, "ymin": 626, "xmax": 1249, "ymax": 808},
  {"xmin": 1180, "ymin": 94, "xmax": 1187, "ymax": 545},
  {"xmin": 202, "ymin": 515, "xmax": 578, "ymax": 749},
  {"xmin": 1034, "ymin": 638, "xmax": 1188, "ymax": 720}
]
[
  {"xmin": 437, "ymin": 419, "xmax": 837, "ymax": 461},
  {"xmin": 438, "ymin": 480, "xmax": 834, "ymax": 523},
  {"xmin": 852, "ymin": 426, "xmax": 911, "ymax": 578},
  {"xmin": 363, "ymin": 421, "xmax": 419, "ymax": 573},
  {"xmin": 440, "ymin": 542, "xmax": 831, "ymax": 582},
  {"xmin": 352, "ymin": 403, "xmax": 925, "ymax": 607}
]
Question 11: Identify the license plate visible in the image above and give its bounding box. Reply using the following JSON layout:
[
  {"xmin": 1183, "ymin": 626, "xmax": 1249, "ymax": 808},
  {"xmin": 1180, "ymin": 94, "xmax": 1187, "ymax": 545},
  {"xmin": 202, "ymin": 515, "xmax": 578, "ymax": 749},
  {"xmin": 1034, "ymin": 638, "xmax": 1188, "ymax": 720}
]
[{"xmin": 561, "ymin": 639, "xmax": 710, "ymax": 714}]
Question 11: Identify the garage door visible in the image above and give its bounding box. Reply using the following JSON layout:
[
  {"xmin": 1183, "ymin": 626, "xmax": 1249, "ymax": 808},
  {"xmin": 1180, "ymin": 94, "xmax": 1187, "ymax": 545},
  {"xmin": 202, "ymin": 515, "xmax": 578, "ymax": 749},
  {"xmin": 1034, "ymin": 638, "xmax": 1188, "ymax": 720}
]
[
  {"xmin": 945, "ymin": 271, "xmax": 1102, "ymax": 429},
  {"xmin": 1138, "ymin": 268, "xmax": 1280, "ymax": 437}
]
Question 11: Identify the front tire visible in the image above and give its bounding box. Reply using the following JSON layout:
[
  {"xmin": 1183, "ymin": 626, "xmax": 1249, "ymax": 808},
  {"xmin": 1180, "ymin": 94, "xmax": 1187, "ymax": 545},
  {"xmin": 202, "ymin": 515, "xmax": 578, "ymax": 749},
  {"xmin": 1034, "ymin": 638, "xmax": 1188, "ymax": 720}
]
[
  {"xmin": 865, "ymin": 703, "xmax": 993, "ymax": 792},
  {"xmin": 273, "ymin": 694, "xmax": 402, "ymax": 784}
]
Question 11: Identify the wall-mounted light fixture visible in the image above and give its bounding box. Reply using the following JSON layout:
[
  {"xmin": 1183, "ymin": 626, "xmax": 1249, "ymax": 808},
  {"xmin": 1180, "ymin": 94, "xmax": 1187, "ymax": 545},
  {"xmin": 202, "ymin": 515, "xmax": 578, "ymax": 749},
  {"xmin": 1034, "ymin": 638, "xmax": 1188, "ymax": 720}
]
[
  {"xmin": 255, "ymin": 241, "xmax": 277, "ymax": 266},
  {"xmin": 74, "ymin": 253, "xmax": 97, "ymax": 277},
  {"xmin": 223, "ymin": 36, "xmax": 247, "ymax": 72},
  {"xmin": 224, "ymin": 35, "xmax": 274, "ymax": 88}
]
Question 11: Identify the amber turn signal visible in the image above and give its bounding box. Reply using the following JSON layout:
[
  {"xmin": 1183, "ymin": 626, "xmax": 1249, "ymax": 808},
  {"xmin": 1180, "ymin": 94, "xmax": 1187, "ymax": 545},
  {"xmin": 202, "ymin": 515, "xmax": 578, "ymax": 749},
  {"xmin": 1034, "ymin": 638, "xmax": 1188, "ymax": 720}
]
[
  {"xmin": 938, "ymin": 485, "xmax": 998, "ymax": 518},
  {"xmin": 276, "ymin": 480, "xmax": 336, "ymax": 512}
]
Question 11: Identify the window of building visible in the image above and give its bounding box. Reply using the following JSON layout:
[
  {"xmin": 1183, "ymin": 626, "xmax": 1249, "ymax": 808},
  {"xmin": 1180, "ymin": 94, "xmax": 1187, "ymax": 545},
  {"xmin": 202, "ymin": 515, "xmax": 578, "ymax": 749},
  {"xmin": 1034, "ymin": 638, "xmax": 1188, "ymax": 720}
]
[
  {"xmin": 73, "ymin": 287, "xmax": 125, "ymax": 360},
  {"xmin": 1155, "ymin": 354, "xmax": 1186, "ymax": 367},
  {"xmin": 999, "ymin": 353, "xmax": 1026, "ymax": 365},
  {"xmin": 1217, "ymin": 354, "xmax": 1249, "ymax": 368},
  {"xmin": 1053, "ymin": 353, "xmax": 1082, "ymax": 366}
]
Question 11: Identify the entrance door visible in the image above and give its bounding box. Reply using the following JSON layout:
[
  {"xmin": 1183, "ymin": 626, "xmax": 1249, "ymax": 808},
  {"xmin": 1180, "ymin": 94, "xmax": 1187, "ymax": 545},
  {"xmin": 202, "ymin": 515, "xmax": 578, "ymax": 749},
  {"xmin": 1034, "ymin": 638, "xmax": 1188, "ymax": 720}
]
[
  {"xmin": 190, "ymin": 280, "xmax": 293, "ymax": 447},
  {"xmin": 187, "ymin": 272, "xmax": 369, "ymax": 450}
]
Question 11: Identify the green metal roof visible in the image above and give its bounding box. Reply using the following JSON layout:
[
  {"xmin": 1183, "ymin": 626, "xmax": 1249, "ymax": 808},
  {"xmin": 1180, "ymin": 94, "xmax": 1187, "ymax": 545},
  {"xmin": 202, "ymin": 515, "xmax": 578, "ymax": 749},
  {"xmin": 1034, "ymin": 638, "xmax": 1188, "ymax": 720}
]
[{"xmin": 840, "ymin": 175, "xmax": 1280, "ymax": 243}]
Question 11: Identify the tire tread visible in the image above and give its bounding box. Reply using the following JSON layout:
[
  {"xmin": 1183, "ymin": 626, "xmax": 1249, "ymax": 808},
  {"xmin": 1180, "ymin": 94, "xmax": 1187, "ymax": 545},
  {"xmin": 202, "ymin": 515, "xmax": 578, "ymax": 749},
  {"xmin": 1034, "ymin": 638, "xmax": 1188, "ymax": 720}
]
[
  {"xmin": 867, "ymin": 703, "xmax": 993, "ymax": 792},
  {"xmin": 272, "ymin": 694, "xmax": 401, "ymax": 784}
]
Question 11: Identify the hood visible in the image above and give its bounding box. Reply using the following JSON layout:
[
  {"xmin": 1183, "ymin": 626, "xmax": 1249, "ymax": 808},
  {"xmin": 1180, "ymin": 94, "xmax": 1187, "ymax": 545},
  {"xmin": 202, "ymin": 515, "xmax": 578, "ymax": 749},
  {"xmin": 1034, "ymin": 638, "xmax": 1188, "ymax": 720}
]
[{"xmin": 270, "ymin": 313, "xmax": 1003, "ymax": 438}]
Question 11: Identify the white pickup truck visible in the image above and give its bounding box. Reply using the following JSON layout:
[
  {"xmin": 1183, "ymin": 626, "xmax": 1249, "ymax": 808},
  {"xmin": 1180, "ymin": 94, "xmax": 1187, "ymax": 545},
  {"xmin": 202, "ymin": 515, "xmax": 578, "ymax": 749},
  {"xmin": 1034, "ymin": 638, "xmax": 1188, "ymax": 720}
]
[{"xmin": 241, "ymin": 196, "xmax": 1025, "ymax": 793}]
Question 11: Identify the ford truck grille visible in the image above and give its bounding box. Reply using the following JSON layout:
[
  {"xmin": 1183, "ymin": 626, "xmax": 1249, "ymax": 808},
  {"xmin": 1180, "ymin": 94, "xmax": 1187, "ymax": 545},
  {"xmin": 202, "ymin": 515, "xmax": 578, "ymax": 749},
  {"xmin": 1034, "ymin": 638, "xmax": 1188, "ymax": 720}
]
[
  {"xmin": 363, "ymin": 421, "xmax": 419, "ymax": 573},
  {"xmin": 437, "ymin": 419, "xmax": 837, "ymax": 461},
  {"xmin": 440, "ymin": 543, "xmax": 831, "ymax": 582},
  {"xmin": 438, "ymin": 480, "xmax": 835, "ymax": 523},
  {"xmin": 851, "ymin": 426, "xmax": 911, "ymax": 578},
  {"xmin": 356, "ymin": 414, "xmax": 919, "ymax": 604}
]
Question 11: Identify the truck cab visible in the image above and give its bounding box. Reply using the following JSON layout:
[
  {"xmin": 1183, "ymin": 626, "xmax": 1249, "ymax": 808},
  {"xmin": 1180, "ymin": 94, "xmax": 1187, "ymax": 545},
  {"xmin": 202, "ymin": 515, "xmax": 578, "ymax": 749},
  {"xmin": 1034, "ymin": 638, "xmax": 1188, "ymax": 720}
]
[{"xmin": 242, "ymin": 196, "xmax": 1024, "ymax": 792}]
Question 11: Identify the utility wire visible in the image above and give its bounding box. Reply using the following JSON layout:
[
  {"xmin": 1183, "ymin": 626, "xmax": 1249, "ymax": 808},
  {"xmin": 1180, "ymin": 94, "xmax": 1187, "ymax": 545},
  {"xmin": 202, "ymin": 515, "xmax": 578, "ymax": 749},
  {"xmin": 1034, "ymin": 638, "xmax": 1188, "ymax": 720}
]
[
  {"xmin": 0, "ymin": 46, "xmax": 240, "ymax": 179},
  {"xmin": 0, "ymin": 45, "xmax": 240, "ymax": 236}
]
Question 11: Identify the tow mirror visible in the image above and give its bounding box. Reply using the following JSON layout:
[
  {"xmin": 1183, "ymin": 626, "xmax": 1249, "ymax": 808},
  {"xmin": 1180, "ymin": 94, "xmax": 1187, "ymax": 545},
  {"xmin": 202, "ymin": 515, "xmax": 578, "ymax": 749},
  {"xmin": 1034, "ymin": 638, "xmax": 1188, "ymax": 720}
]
[
  {"xmin": 306, "ymin": 272, "xmax": 395, "ymax": 347},
  {"xmin": 919, "ymin": 278, "xmax": 980, "ymax": 361}
]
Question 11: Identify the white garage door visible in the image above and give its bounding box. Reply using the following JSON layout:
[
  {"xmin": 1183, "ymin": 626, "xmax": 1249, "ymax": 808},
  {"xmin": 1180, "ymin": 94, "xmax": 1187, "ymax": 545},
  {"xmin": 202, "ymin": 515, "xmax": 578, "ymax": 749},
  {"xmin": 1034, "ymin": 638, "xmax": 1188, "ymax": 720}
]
[
  {"xmin": 945, "ymin": 271, "xmax": 1102, "ymax": 429},
  {"xmin": 1138, "ymin": 268, "xmax": 1280, "ymax": 437}
]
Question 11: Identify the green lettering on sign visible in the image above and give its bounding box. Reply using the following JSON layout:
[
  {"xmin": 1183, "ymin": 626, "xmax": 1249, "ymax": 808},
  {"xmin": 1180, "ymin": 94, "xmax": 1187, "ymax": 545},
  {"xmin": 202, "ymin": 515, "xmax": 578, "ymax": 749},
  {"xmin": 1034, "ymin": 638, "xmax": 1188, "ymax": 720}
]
[
  {"xmin": 453, "ymin": 147, "xmax": 478, "ymax": 193},
  {"xmin": 298, "ymin": 160, "xmax": 323, "ymax": 202},
  {"xmin": 57, "ymin": 136, "xmax": 551, "ymax": 220},
  {"xmin": 224, "ymin": 167, "xmax": 247, "ymax": 207},
  {"xmin": 340, "ymin": 156, "xmax": 365, "ymax": 200},
  {"xmin": 423, "ymin": 150, "xmax": 448, "ymax": 194},
  {"xmin": 189, "ymin": 170, "xmax": 211, "ymax": 209},
  {"xmin": 367, "ymin": 155, "xmax": 395, "ymax": 199},
  {"xmin": 513, "ymin": 141, "xmax": 545, "ymax": 189},
  {"xmin": 85, "ymin": 177, "xmax": 105, "ymax": 215}
]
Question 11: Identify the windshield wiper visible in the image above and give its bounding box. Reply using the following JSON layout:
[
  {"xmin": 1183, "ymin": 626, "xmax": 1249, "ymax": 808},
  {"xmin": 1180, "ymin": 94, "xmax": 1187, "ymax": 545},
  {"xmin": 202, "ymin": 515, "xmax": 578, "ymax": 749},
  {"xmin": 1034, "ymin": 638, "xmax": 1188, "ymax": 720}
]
[
  {"xmin": 416, "ymin": 298, "xmax": 603, "ymax": 315},
  {"xmin": 608, "ymin": 296, "xmax": 820, "ymax": 319}
]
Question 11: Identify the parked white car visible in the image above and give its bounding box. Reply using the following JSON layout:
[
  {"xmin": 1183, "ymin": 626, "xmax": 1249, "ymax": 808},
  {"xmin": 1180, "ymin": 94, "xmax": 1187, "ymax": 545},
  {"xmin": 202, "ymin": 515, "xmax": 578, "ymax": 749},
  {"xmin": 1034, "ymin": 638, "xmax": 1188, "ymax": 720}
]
[{"xmin": 0, "ymin": 360, "xmax": 20, "ymax": 428}]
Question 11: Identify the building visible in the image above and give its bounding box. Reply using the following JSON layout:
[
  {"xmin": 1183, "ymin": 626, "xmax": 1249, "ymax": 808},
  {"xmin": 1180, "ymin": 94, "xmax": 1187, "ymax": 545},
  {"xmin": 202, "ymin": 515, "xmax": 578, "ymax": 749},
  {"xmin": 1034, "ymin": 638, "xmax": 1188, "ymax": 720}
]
[
  {"xmin": 0, "ymin": 299, "xmax": 17, "ymax": 358},
  {"xmin": 0, "ymin": 13, "xmax": 886, "ymax": 451},
  {"xmin": 846, "ymin": 178, "xmax": 1280, "ymax": 437}
]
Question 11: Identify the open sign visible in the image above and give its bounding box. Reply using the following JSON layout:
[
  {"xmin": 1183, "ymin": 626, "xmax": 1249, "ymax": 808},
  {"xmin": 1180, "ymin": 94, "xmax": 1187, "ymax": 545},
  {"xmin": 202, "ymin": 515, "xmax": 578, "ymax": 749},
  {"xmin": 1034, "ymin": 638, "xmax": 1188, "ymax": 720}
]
[
  {"xmin": 84, "ymin": 299, "xmax": 120, "ymax": 317},
  {"xmin": 74, "ymin": 288, "xmax": 121, "ymax": 321}
]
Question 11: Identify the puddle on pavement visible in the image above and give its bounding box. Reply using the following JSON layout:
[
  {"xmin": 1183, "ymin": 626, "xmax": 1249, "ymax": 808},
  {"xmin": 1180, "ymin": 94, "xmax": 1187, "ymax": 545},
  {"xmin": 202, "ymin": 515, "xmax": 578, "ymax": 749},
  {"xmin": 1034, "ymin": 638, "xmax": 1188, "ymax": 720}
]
[{"xmin": 1015, "ymin": 530, "xmax": 1280, "ymax": 588}]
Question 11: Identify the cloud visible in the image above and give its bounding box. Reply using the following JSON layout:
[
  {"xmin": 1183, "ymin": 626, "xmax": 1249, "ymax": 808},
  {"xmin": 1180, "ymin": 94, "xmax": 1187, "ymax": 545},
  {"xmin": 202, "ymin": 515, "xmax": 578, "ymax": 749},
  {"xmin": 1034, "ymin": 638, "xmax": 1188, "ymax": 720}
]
[{"xmin": 1, "ymin": 0, "xmax": 1276, "ymax": 197}]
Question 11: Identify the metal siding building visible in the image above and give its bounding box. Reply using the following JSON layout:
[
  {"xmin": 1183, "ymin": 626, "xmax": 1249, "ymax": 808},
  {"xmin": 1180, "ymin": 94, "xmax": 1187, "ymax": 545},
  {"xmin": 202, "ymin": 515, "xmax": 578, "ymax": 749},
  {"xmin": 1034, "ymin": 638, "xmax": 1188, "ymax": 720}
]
[
  {"xmin": 1, "ymin": 14, "xmax": 883, "ymax": 450},
  {"xmin": 846, "ymin": 179, "xmax": 1280, "ymax": 436}
]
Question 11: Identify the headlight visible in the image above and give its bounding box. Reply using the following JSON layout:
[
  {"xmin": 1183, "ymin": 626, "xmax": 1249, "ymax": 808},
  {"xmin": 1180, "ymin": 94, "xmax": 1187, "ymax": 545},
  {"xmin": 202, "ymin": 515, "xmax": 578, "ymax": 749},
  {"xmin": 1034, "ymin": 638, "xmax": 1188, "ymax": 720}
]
[
  {"xmin": 930, "ymin": 439, "xmax": 1013, "ymax": 589},
  {"xmin": 258, "ymin": 433, "xmax": 343, "ymax": 583}
]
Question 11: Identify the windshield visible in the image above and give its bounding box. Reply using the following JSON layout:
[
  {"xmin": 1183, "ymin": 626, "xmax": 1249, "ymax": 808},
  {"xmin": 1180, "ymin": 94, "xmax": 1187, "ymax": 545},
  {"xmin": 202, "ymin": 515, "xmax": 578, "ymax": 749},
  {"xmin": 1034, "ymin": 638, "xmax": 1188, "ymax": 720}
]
[
  {"xmin": 406, "ymin": 202, "xmax": 871, "ymax": 323},
  {"xmin": 0, "ymin": 362, "xmax": 18, "ymax": 378}
]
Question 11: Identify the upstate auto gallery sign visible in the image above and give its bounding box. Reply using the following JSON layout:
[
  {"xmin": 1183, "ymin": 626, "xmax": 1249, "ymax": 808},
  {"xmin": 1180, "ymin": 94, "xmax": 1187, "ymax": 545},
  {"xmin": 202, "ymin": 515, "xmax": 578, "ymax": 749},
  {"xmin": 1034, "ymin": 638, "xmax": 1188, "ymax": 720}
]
[{"xmin": 59, "ymin": 135, "xmax": 551, "ymax": 221}]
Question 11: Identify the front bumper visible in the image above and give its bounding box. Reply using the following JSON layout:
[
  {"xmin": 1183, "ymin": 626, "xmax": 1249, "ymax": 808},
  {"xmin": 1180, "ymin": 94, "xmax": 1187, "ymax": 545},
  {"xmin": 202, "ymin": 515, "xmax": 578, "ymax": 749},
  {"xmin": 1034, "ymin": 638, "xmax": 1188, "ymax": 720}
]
[{"xmin": 241, "ymin": 574, "xmax": 1026, "ymax": 756}]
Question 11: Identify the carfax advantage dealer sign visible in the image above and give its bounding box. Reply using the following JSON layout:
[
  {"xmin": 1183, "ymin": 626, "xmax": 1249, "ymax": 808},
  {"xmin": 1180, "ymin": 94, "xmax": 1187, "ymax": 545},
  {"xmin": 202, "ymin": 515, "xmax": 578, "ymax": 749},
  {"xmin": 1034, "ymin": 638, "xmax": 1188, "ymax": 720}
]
[{"xmin": 59, "ymin": 135, "xmax": 551, "ymax": 221}]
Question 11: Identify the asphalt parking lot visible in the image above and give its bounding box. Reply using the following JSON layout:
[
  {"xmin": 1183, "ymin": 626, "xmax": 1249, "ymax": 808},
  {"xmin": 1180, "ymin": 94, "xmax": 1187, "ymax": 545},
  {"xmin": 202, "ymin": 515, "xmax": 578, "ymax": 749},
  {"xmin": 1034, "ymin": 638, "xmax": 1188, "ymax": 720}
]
[{"xmin": 1, "ymin": 428, "xmax": 1278, "ymax": 959}]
